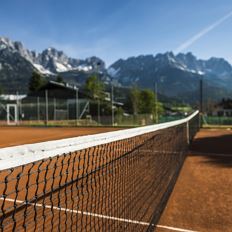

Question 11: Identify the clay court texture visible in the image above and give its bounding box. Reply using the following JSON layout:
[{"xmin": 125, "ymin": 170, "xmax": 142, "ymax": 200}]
[
  {"xmin": 0, "ymin": 126, "xmax": 231, "ymax": 231},
  {"xmin": 0, "ymin": 126, "xmax": 123, "ymax": 148},
  {"xmin": 157, "ymin": 129, "xmax": 232, "ymax": 232}
]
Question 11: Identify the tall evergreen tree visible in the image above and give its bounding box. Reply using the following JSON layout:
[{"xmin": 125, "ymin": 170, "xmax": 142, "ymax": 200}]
[
  {"xmin": 139, "ymin": 89, "xmax": 156, "ymax": 114},
  {"xmin": 0, "ymin": 85, "xmax": 3, "ymax": 95},
  {"xmin": 28, "ymin": 71, "xmax": 46, "ymax": 92},
  {"xmin": 56, "ymin": 75, "xmax": 64, "ymax": 83}
]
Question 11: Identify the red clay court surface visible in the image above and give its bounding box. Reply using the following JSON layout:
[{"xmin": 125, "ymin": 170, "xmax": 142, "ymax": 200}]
[
  {"xmin": 0, "ymin": 127, "xmax": 231, "ymax": 231},
  {"xmin": 0, "ymin": 126, "xmax": 180, "ymax": 231},
  {"xmin": 0, "ymin": 126, "xmax": 122, "ymax": 148},
  {"xmin": 157, "ymin": 129, "xmax": 232, "ymax": 232}
]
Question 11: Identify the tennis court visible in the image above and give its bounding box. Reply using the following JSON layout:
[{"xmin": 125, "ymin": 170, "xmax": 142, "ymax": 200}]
[{"xmin": 0, "ymin": 112, "xmax": 199, "ymax": 231}]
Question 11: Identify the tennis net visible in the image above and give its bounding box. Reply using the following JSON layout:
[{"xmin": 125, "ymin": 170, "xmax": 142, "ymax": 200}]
[{"xmin": 0, "ymin": 111, "xmax": 199, "ymax": 232}]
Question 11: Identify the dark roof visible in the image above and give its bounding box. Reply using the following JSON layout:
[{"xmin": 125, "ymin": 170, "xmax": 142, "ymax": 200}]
[
  {"xmin": 45, "ymin": 81, "xmax": 79, "ymax": 91},
  {"xmin": 28, "ymin": 81, "xmax": 90, "ymax": 99},
  {"xmin": 217, "ymin": 98, "xmax": 232, "ymax": 110}
]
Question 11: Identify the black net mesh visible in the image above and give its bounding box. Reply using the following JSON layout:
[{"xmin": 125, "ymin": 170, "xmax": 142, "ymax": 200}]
[{"xmin": 0, "ymin": 113, "xmax": 199, "ymax": 232}]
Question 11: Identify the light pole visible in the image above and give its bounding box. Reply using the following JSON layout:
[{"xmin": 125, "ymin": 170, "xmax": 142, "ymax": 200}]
[
  {"xmin": 155, "ymin": 83, "xmax": 158, "ymax": 123},
  {"xmin": 97, "ymin": 62, "xmax": 101, "ymax": 124},
  {"xmin": 45, "ymin": 90, "xmax": 48, "ymax": 126},
  {"xmin": 76, "ymin": 88, "xmax": 79, "ymax": 125},
  {"xmin": 16, "ymin": 91, "xmax": 19, "ymax": 125},
  {"xmin": 199, "ymin": 77, "xmax": 203, "ymax": 128},
  {"xmin": 199, "ymin": 77, "xmax": 203, "ymax": 114},
  {"xmin": 97, "ymin": 98, "xmax": 100, "ymax": 124},
  {"xmin": 111, "ymin": 81, "xmax": 114, "ymax": 126},
  {"xmin": 37, "ymin": 97, "xmax": 40, "ymax": 121},
  {"xmin": 53, "ymin": 98, "xmax": 56, "ymax": 121}
]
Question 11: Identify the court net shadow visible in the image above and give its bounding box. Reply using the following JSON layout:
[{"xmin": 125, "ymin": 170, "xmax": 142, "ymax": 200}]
[{"xmin": 189, "ymin": 133, "xmax": 232, "ymax": 168}]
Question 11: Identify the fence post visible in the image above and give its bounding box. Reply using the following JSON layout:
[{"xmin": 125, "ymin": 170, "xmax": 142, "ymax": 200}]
[
  {"xmin": 54, "ymin": 98, "xmax": 56, "ymax": 121},
  {"xmin": 37, "ymin": 97, "xmax": 40, "ymax": 121},
  {"xmin": 67, "ymin": 100, "xmax": 69, "ymax": 120},
  {"xmin": 45, "ymin": 90, "xmax": 48, "ymax": 125},
  {"xmin": 98, "ymin": 99, "xmax": 100, "ymax": 124},
  {"xmin": 16, "ymin": 91, "xmax": 19, "ymax": 125}
]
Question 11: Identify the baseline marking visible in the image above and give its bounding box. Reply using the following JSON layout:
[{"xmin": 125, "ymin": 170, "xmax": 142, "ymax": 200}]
[
  {"xmin": 0, "ymin": 198, "xmax": 150, "ymax": 226},
  {"xmin": 156, "ymin": 224, "xmax": 198, "ymax": 232},
  {"xmin": 1, "ymin": 198, "xmax": 198, "ymax": 231},
  {"xmin": 97, "ymin": 147, "xmax": 182, "ymax": 155}
]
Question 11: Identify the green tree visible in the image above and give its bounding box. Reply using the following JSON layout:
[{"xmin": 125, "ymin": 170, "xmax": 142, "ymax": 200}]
[
  {"xmin": 0, "ymin": 85, "xmax": 3, "ymax": 95},
  {"xmin": 139, "ymin": 89, "xmax": 156, "ymax": 114},
  {"xmin": 155, "ymin": 102, "xmax": 164, "ymax": 120},
  {"xmin": 56, "ymin": 75, "xmax": 64, "ymax": 83},
  {"xmin": 128, "ymin": 87, "xmax": 163, "ymax": 122},
  {"xmin": 115, "ymin": 107, "xmax": 124, "ymax": 124},
  {"xmin": 130, "ymin": 86, "xmax": 140, "ymax": 115},
  {"xmin": 28, "ymin": 71, "xmax": 46, "ymax": 92},
  {"xmin": 85, "ymin": 75, "xmax": 105, "ymax": 100}
]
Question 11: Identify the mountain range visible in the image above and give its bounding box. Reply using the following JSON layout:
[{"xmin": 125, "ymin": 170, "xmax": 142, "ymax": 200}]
[
  {"xmin": 0, "ymin": 37, "xmax": 105, "ymax": 92},
  {"xmin": 0, "ymin": 37, "xmax": 232, "ymax": 104},
  {"xmin": 109, "ymin": 52, "xmax": 232, "ymax": 103}
]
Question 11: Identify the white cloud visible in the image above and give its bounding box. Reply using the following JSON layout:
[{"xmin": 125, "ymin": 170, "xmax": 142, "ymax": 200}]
[{"xmin": 174, "ymin": 10, "xmax": 232, "ymax": 54}]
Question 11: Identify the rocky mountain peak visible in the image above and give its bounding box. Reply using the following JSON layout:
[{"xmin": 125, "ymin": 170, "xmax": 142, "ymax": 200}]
[{"xmin": 0, "ymin": 36, "xmax": 105, "ymax": 74}]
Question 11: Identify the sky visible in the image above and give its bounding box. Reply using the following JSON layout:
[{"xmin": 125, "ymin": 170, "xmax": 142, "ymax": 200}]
[{"xmin": 0, "ymin": 0, "xmax": 232, "ymax": 66}]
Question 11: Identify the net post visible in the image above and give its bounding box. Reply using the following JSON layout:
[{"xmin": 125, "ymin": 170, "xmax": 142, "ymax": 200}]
[
  {"xmin": 186, "ymin": 121, "xmax": 190, "ymax": 145},
  {"xmin": 199, "ymin": 112, "xmax": 202, "ymax": 129}
]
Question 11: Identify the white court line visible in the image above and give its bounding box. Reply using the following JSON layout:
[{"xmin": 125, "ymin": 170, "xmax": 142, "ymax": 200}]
[
  {"xmin": 156, "ymin": 224, "xmax": 198, "ymax": 232},
  {"xmin": 98, "ymin": 148, "xmax": 182, "ymax": 155},
  {"xmin": 0, "ymin": 198, "xmax": 150, "ymax": 226},
  {"xmin": 0, "ymin": 198, "xmax": 198, "ymax": 231}
]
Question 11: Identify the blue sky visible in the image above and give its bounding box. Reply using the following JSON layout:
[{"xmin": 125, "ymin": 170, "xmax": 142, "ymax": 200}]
[{"xmin": 0, "ymin": 0, "xmax": 232, "ymax": 66}]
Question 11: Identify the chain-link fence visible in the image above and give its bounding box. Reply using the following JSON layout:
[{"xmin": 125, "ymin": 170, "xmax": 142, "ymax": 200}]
[
  {"xmin": 202, "ymin": 115, "xmax": 232, "ymax": 126},
  {"xmin": 0, "ymin": 96, "xmax": 188, "ymax": 127},
  {"xmin": 0, "ymin": 96, "xmax": 91, "ymax": 126}
]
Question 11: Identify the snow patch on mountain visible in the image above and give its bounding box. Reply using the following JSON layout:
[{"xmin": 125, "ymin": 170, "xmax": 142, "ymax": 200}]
[
  {"xmin": 0, "ymin": 37, "xmax": 105, "ymax": 75},
  {"xmin": 33, "ymin": 64, "xmax": 54, "ymax": 75},
  {"xmin": 54, "ymin": 62, "xmax": 69, "ymax": 72},
  {"xmin": 76, "ymin": 64, "xmax": 93, "ymax": 72},
  {"xmin": 197, "ymin": 70, "xmax": 204, "ymax": 75},
  {"xmin": 107, "ymin": 67, "xmax": 120, "ymax": 77},
  {"xmin": 0, "ymin": 37, "xmax": 14, "ymax": 49}
]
